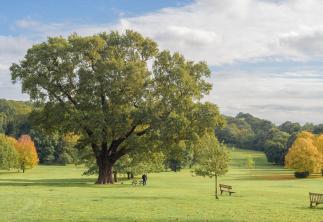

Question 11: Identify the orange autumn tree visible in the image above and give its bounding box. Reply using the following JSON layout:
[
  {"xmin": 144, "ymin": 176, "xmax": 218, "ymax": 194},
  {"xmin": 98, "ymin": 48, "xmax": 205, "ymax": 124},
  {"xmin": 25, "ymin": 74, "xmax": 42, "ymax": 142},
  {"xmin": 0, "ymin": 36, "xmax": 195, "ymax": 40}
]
[
  {"xmin": 285, "ymin": 131, "xmax": 323, "ymax": 177},
  {"xmin": 15, "ymin": 135, "xmax": 39, "ymax": 172}
]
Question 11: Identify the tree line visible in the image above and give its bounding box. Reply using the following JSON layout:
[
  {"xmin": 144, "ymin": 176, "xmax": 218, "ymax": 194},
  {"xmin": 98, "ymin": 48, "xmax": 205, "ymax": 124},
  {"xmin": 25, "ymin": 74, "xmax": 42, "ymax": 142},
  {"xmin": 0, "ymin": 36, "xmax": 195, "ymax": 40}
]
[
  {"xmin": 0, "ymin": 99, "xmax": 78, "ymax": 165},
  {"xmin": 0, "ymin": 134, "xmax": 38, "ymax": 172},
  {"xmin": 5, "ymin": 30, "xmax": 321, "ymax": 185},
  {"xmin": 215, "ymin": 113, "xmax": 323, "ymax": 165},
  {"xmin": 0, "ymin": 98, "xmax": 219, "ymax": 175},
  {"xmin": 10, "ymin": 31, "xmax": 225, "ymax": 184}
]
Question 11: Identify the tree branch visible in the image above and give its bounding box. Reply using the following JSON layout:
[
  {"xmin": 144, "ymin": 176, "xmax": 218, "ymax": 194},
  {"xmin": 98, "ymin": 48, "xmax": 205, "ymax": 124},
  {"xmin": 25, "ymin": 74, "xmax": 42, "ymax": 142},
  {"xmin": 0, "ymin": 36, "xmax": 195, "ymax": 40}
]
[{"xmin": 109, "ymin": 125, "xmax": 137, "ymax": 154}]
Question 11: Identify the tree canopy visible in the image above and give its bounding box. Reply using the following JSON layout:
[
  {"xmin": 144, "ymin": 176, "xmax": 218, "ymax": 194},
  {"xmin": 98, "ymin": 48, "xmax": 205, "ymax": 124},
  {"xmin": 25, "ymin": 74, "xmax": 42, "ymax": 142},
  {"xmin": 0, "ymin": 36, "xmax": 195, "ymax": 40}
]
[
  {"xmin": 285, "ymin": 131, "xmax": 323, "ymax": 174},
  {"xmin": 194, "ymin": 133, "xmax": 230, "ymax": 199},
  {"xmin": 0, "ymin": 134, "xmax": 19, "ymax": 170},
  {"xmin": 11, "ymin": 30, "xmax": 223, "ymax": 184}
]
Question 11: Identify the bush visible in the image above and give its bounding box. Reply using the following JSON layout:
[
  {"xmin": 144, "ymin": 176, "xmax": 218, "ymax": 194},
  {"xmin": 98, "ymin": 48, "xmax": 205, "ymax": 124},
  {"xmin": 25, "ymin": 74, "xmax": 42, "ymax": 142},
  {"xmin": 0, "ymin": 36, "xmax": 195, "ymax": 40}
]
[
  {"xmin": 294, "ymin": 171, "xmax": 309, "ymax": 178},
  {"xmin": 246, "ymin": 155, "xmax": 255, "ymax": 169}
]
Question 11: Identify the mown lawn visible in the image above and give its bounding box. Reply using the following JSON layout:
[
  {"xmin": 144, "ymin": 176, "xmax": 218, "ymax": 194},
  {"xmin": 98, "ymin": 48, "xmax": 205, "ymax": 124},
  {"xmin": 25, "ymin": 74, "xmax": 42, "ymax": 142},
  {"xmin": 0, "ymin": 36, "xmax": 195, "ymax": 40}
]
[{"xmin": 0, "ymin": 149, "xmax": 322, "ymax": 222}]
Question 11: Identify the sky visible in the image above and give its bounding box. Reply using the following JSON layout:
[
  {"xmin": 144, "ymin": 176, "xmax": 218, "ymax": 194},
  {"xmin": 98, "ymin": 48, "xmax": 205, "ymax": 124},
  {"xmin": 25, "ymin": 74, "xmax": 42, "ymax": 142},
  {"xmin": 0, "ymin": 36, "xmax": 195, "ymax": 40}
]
[{"xmin": 1, "ymin": 0, "xmax": 323, "ymax": 124}]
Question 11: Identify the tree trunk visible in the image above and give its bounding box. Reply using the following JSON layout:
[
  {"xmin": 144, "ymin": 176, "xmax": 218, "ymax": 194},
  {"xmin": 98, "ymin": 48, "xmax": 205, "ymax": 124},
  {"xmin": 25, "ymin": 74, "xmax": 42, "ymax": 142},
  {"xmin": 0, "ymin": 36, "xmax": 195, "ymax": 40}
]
[
  {"xmin": 113, "ymin": 171, "xmax": 118, "ymax": 182},
  {"xmin": 21, "ymin": 163, "xmax": 25, "ymax": 173},
  {"xmin": 96, "ymin": 162, "xmax": 114, "ymax": 184},
  {"xmin": 127, "ymin": 172, "xmax": 131, "ymax": 179},
  {"xmin": 215, "ymin": 175, "xmax": 219, "ymax": 199}
]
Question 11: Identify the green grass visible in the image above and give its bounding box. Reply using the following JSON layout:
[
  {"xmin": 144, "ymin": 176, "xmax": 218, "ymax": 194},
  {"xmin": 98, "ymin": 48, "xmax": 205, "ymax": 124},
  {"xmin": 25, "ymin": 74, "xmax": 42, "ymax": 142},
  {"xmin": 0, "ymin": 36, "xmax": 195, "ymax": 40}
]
[{"xmin": 0, "ymin": 149, "xmax": 322, "ymax": 222}]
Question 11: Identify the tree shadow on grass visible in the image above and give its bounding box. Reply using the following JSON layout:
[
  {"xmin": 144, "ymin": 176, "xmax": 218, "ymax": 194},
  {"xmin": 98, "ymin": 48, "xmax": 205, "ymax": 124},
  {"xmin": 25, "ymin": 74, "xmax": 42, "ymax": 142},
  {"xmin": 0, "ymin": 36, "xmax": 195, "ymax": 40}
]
[
  {"xmin": 0, "ymin": 178, "xmax": 134, "ymax": 188},
  {"xmin": 296, "ymin": 206, "xmax": 323, "ymax": 210},
  {"xmin": 93, "ymin": 195, "xmax": 177, "ymax": 201},
  {"xmin": 238, "ymin": 174, "xmax": 323, "ymax": 181},
  {"xmin": 0, "ymin": 171, "xmax": 20, "ymax": 176}
]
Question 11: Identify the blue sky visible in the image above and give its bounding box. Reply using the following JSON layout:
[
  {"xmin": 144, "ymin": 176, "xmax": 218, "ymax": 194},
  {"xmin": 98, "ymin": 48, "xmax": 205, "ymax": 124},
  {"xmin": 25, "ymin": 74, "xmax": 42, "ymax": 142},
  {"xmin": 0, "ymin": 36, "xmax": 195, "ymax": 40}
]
[
  {"xmin": 0, "ymin": 0, "xmax": 192, "ymax": 35},
  {"xmin": 1, "ymin": 0, "xmax": 323, "ymax": 124}
]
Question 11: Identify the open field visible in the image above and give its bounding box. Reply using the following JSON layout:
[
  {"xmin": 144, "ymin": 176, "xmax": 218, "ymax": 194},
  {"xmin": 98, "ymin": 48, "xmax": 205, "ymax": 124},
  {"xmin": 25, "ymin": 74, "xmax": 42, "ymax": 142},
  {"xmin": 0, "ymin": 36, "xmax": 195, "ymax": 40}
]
[{"xmin": 0, "ymin": 149, "xmax": 322, "ymax": 222}]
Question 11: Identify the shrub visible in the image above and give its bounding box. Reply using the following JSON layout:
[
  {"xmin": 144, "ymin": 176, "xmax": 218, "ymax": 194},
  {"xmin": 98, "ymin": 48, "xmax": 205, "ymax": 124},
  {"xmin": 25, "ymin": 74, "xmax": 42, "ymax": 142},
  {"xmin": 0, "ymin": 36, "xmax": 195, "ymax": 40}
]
[{"xmin": 294, "ymin": 171, "xmax": 309, "ymax": 178}]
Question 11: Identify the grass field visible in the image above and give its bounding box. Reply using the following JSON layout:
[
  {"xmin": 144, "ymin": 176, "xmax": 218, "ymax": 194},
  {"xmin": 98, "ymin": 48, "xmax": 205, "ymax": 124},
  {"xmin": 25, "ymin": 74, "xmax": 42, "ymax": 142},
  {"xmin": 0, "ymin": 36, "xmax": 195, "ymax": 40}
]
[{"xmin": 0, "ymin": 149, "xmax": 322, "ymax": 222}]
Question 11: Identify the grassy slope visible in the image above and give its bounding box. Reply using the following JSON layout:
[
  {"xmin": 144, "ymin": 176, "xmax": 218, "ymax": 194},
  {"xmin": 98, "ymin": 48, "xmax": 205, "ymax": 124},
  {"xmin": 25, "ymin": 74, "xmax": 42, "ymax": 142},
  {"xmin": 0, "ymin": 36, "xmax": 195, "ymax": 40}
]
[{"xmin": 0, "ymin": 149, "xmax": 322, "ymax": 222}]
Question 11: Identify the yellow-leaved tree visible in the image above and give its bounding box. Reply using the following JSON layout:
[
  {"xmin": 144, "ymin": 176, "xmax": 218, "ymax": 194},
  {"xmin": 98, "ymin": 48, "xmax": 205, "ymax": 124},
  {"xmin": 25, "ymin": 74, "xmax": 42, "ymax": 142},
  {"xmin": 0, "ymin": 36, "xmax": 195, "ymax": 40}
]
[
  {"xmin": 15, "ymin": 135, "xmax": 39, "ymax": 172},
  {"xmin": 0, "ymin": 135, "xmax": 19, "ymax": 170},
  {"xmin": 285, "ymin": 131, "xmax": 323, "ymax": 177},
  {"xmin": 314, "ymin": 134, "xmax": 323, "ymax": 175}
]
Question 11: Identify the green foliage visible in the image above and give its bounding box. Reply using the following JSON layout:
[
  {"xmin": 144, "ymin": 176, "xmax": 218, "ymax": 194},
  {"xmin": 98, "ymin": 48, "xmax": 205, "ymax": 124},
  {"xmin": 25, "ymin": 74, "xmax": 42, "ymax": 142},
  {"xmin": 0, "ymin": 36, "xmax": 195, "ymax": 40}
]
[
  {"xmin": 216, "ymin": 113, "xmax": 275, "ymax": 151},
  {"xmin": 194, "ymin": 133, "xmax": 230, "ymax": 178},
  {"xmin": 278, "ymin": 121, "xmax": 301, "ymax": 135},
  {"xmin": 29, "ymin": 130, "xmax": 76, "ymax": 164},
  {"xmin": 0, "ymin": 99, "xmax": 32, "ymax": 137},
  {"xmin": 245, "ymin": 155, "xmax": 255, "ymax": 169},
  {"xmin": 215, "ymin": 116, "xmax": 255, "ymax": 148},
  {"xmin": 115, "ymin": 151, "xmax": 165, "ymax": 176},
  {"xmin": 264, "ymin": 128, "xmax": 290, "ymax": 164},
  {"xmin": 313, "ymin": 124, "xmax": 323, "ymax": 134},
  {"xmin": 215, "ymin": 113, "xmax": 311, "ymax": 166},
  {"xmin": 10, "ymin": 30, "xmax": 223, "ymax": 183},
  {"xmin": 0, "ymin": 113, "xmax": 7, "ymax": 134}
]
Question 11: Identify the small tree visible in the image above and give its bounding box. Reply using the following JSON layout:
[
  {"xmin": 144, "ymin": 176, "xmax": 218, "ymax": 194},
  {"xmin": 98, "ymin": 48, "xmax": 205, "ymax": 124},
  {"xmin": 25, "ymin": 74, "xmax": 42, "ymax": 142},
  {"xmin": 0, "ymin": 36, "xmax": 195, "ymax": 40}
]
[
  {"xmin": 15, "ymin": 135, "xmax": 39, "ymax": 172},
  {"xmin": 194, "ymin": 133, "xmax": 230, "ymax": 199},
  {"xmin": 246, "ymin": 155, "xmax": 255, "ymax": 169},
  {"xmin": 0, "ymin": 135, "xmax": 19, "ymax": 170},
  {"xmin": 285, "ymin": 132, "xmax": 322, "ymax": 177}
]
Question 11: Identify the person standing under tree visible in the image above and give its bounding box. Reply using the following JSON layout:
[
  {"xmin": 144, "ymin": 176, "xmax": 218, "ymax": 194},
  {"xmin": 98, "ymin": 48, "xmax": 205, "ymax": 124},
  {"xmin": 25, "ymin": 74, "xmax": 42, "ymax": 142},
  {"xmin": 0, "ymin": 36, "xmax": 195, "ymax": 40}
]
[{"xmin": 142, "ymin": 174, "xmax": 147, "ymax": 185}]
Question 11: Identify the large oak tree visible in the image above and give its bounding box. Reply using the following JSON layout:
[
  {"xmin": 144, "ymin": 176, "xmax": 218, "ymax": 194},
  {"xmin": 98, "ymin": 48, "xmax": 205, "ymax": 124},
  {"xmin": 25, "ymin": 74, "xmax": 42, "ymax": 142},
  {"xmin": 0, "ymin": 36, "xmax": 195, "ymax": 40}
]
[{"xmin": 11, "ymin": 30, "xmax": 223, "ymax": 184}]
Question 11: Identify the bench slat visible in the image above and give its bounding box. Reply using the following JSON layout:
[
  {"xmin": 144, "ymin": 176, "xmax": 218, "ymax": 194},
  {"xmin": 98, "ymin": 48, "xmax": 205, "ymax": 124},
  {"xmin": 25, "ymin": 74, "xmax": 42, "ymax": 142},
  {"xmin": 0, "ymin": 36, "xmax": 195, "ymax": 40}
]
[{"xmin": 309, "ymin": 192, "xmax": 323, "ymax": 204}]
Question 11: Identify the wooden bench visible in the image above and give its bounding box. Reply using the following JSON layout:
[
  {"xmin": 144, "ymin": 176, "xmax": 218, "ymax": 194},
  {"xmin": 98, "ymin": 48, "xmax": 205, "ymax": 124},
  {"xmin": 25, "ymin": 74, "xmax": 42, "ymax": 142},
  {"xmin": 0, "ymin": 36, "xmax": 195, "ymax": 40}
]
[
  {"xmin": 309, "ymin": 192, "xmax": 323, "ymax": 208},
  {"xmin": 219, "ymin": 184, "xmax": 235, "ymax": 196},
  {"xmin": 132, "ymin": 179, "xmax": 144, "ymax": 186}
]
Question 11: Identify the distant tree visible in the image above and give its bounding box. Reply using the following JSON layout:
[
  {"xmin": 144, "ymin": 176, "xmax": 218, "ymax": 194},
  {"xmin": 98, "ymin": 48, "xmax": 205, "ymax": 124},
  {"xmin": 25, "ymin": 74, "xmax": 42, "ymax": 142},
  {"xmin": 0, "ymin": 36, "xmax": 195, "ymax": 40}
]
[
  {"xmin": 0, "ymin": 113, "xmax": 7, "ymax": 134},
  {"xmin": 264, "ymin": 128, "xmax": 289, "ymax": 164},
  {"xmin": 236, "ymin": 113, "xmax": 274, "ymax": 150},
  {"xmin": 313, "ymin": 134, "xmax": 323, "ymax": 175},
  {"xmin": 11, "ymin": 31, "xmax": 223, "ymax": 184},
  {"xmin": 164, "ymin": 141, "xmax": 195, "ymax": 172},
  {"xmin": 215, "ymin": 116, "xmax": 255, "ymax": 149},
  {"xmin": 313, "ymin": 124, "xmax": 323, "ymax": 134},
  {"xmin": 58, "ymin": 133, "xmax": 79, "ymax": 164},
  {"xmin": 302, "ymin": 123, "xmax": 315, "ymax": 132},
  {"xmin": 194, "ymin": 133, "xmax": 230, "ymax": 199},
  {"xmin": 0, "ymin": 99, "xmax": 32, "ymax": 137},
  {"xmin": 15, "ymin": 135, "xmax": 39, "ymax": 172},
  {"xmin": 245, "ymin": 155, "xmax": 255, "ymax": 169},
  {"xmin": 0, "ymin": 135, "xmax": 19, "ymax": 170},
  {"xmin": 285, "ymin": 132, "xmax": 322, "ymax": 176},
  {"xmin": 279, "ymin": 121, "xmax": 301, "ymax": 135},
  {"xmin": 29, "ymin": 130, "xmax": 56, "ymax": 163}
]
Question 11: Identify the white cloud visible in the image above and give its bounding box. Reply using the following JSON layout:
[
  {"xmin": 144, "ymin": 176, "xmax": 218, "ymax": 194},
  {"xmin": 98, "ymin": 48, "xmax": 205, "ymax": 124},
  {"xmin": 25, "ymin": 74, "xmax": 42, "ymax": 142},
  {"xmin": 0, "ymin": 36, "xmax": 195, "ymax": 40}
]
[
  {"xmin": 0, "ymin": 36, "xmax": 32, "ymax": 66},
  {"xmin": 16, "ymin": 19, "xmax": 40, "ymax": 29},
  {"xmin": 11, "ymin": 0, "xmax": 323, "ymax": 65},
  {"xmin": 206, "ymin": 69, "xmax": 323, "ymax": 124},
  {"xmin": 2, "ymin": 0, "xmax": 323, "ymax": 123},
  {"xmin": 0, "ymin": 36, "xmax": 32, "ymax": 101},
  {"xmin": 112, "ymin": 0, "xmax": 323, "ymax": 65}
]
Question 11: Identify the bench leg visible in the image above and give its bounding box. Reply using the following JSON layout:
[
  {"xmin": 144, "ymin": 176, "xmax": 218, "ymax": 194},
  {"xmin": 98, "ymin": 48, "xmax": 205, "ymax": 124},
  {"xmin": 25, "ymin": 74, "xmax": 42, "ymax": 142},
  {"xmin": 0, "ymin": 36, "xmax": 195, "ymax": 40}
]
[
  {"xmin": 220, "ymin": 190, "xmax": 223, "ymax": 195},
  {"xmin": 310, "ymin": 202, "xmax": 313, "ymax": 208},
  {"xmin": 229, "ymin": 192, "xmax": 231, "ymax": 196}
]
